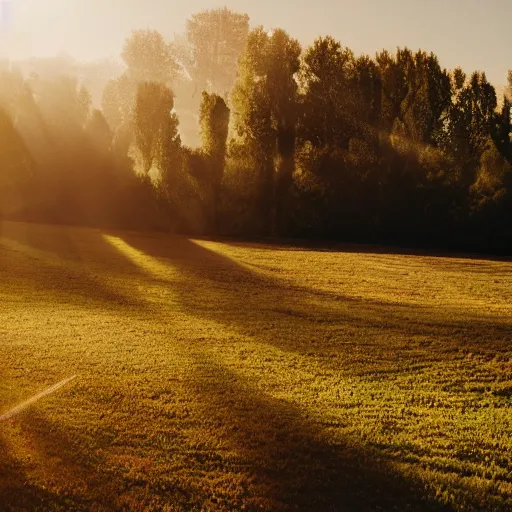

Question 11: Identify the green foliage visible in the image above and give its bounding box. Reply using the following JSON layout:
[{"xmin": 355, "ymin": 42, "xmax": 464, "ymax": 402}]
[
  {"xmin": 232, "ymin": 27, "xmax": 301, "ymax": 235},
  {"xmin": 470, "ymin": 141, "xmax": 512, "ymax": 227},
  {"xmin": 134, "ymin": 82, "xmax": 177, "ymax": 174},
  {"xmin": 219, "ymin": 141, "xmax": 263, "ymax": 234},
  {"xmin": 199, "ymin": 92, "xmax": 230, "ymax": 231},
  {"xmin": 200, "ymin": 92, "xmax": 230, "ymax": 162},
  {"xmin": 122, "ymin": 29, "xmax": 178, "ymax": 85},
  {"xmin": 300, "ymin": 36, "xmax": 357, "ymax": 149}
]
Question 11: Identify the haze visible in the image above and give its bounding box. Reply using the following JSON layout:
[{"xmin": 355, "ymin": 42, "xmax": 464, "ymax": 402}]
[{"xmin": 1, "ymin": 0, "xmax": 511, "ymax": 86}]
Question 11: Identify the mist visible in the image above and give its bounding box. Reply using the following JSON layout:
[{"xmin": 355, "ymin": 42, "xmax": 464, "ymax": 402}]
[{"xmin": 2, "ymin": 0, "xmax": 511, "ymax": 85}]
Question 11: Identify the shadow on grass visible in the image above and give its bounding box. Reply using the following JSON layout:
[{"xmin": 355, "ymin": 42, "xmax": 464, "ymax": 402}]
[
  {"xmin": 0, "ymin": 221, "xmax": 85, "ymax": 262},
  {"xmin": 98, "ymin": 232, "xmax": 508, "ymax": 509},
  {"xmin": 213, "ymin": 235, "xmax": 512, "ymax": 263},
  {"xmin": 0, "ymin": 427, "xmax": 91, "ymax": 511},
  {"xmin": 1, "ymin": 225, "xmax": 507, "ymax": 510},
  {"xmin": 186, "ymin": 355, "xmax": 450, "ymax": 511},
  {"xmin": 110, "ymin": 232, "xmax": 512, "ymax": 357},
  {"xmin": 0, "ymin": 222, "xmax": 148, "ymax": 312},
  {"xmin": 0, "ymin": 410, "xmax": 196, "ymax": 512},
  {"xmin": 0, "ymin": 386, "xmax": 448, "ymax": 512}
]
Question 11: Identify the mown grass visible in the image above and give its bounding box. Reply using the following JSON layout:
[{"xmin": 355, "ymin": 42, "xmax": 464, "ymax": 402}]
[{"xmin": 0, "ymin": 220, "xmax": 511, "ymax": 511}]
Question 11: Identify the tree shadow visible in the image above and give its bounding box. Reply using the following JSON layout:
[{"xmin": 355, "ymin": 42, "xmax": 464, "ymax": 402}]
[
  {"xmin": 0, "ymin": 427, "xmax": 91, "ymax": 511},
  {"xmin": 2, "ymin": 225, "xmax": 507, "ymax": 510},
  {"xmin": 0, "ymin": 221, "xmax": 84, "ymax": 261},
  {"xmin": 99, "ymin": 232, "xmax": 511, "ymax": 509},
  {"xmin": 0, "ymin": 372, "xmax": 449, "ymax": 512},
  {"xmin": 0, "ymin": 222, "xmax": 148, "ymax": 312},
  {"xmin": 0, "ymin": 410, "xmax": 196, "ymax": 512},
  {"xmin": 185, "ymin": 354, "xmax": 450, "ymax": 511},
  {"xmin": 109, "ymin": 232, "xmax": 512, "ymax": 359},
  {"xmin": 213, "ymin": 235, "xmax": 512, "ymax": 263}
]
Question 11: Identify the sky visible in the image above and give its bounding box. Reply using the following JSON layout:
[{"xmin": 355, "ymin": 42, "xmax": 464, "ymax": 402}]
[{"xmin": 0, "ymin": 0, "xmax": 511, "ymax": 86}]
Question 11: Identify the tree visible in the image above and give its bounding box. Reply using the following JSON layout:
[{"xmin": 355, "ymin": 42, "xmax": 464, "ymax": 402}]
[
  {"xmin": 447, "ymin": 70, "xmax": 497, "ymax": 188},
  {"xmin": 0, "ymin": 106, "xmax": 33, "ymax": 217},
  {"xmin": 199, "ymin": 92, "xmax": 230, "ymax": 231},
  {"xmin": 472, "ymin": 141, "xmax": 511, "ymax": 198},
  {"xmin": 267, "ymin": 30, "xmax": 302, "ymax": 233},
  {"xmin": 376, "ymin": 49, "xmax": 410, "ymax": 134},
  {"xmin": 104, "ymin": 31, "xmax": 180, "ymax": 160},
  {"xmin": 402, "ymin": 51, "xmax": 451, "ymax": 146},
  {"xmin": 298, "ymin": 38, "xmax": 381, "ymax": 236},
  {"xmin": 158, "ymin": 100, "xmax": 182, "ymax": 194},
  {"xmin": 232, "ymin": 27, "xmax": 301, "ymax": 234},
  {"xmin": 122, "ymin": 30, "xmax": 178, "ymax": 85},
  {"xmin": 101, "ymin": 73, "xmax": 136, "ymax": 133},
  {"xmin": 233, "ymin": 28, "xmax": 275, "ymax": 234},
  {"xmin": 186, "ymin": 8, "xmax": 249, "ymax": 96},
  {"xmin": 349, "ymin": 54, "xmax": 382, "ymax": 142},
  {"xmin": 299, "ymin": 36, "xmax": 356, "ymax": 150},
  {"xmin": 134, "ymin": 82, "xmax": 177, "ymax": 174}
]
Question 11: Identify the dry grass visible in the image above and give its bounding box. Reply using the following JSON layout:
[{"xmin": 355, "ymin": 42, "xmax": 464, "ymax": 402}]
[{"xmin": 0, "ymin": 220, "xmax": 511, "ymax": 511}]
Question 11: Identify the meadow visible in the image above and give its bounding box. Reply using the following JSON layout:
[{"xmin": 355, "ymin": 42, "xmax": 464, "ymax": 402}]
[{"xmin": 0, "ymin": 221, "xmax": 511, "ymax": 511}]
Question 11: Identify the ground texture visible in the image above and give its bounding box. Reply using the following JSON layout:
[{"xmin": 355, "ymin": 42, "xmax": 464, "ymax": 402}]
[{"xmin": 0, "ymin": 221, "xmax": 511, "ymax": 511}]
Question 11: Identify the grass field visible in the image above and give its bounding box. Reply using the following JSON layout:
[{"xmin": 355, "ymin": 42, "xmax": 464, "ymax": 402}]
[{"xmin": 0, "ymin": 221, "xmax": 511, "ymax": 511}]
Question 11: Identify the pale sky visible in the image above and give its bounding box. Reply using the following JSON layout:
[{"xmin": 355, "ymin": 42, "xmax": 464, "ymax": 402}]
[{"xmin": 1, "ymin": 0, "xmax": 511, "ymax": 86}]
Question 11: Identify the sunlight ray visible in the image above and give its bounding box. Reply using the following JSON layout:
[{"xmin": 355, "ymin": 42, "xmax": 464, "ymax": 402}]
[{"xmin": 102, "ymin": 235, "xmax": 180, "ymax": 283}]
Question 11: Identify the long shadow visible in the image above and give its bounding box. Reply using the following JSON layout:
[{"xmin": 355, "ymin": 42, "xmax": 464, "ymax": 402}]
[
  {"xmin": 186, "ymin": 355, "xmax": 451, "ymax": 511},
  {"xmin": 0, "ymin": 429, "xmax": 91, "ymax": 511},
  {"xmin": 0, "ymin": 222, "xmax": 148, "ymax": 312},
  {"xmin": 110, "ymin": 232, "xmax": 512, "ymax": 358},
  {"xmin": 2, "ymin": 225, "xmax": 506, "ymax": 507},
  {"xmin": 1, "ymin": 226, "xmax": 507, "ymax": 509},
  {"xmin": 0, "ymin": 408, "xmax": 208, "ymax": 511},
  {"xmin": 99, "ymin": 231, "xmax": 512, "ymax": 509},
  {"xmin": 213, "ymin": 235, "xmax": 512, "ymax": 263},
  {"xmin": 7, "ymin": 222, "xmax": 508, "ymax": 346},
  {"xmin": 0, "ymin": 375, "xmax": 448, "ymax": 512},
  {"xmin": 0, "ymin": 221, "xmax": 85, "ymax": 262},
  {"xmin": 0, "ymin": 412, "xmax": 121, "ymax": 511}
]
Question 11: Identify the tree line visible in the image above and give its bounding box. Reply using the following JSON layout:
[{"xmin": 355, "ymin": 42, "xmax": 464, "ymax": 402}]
[{"xmin": 1, "ymin": 8, "xmax": 511, "ymax": 253}]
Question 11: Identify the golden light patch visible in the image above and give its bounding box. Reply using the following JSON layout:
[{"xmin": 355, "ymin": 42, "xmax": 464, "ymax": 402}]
[{"xmin": 103, "ymin": 234, "xmax": 180, "ymax": 282}]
